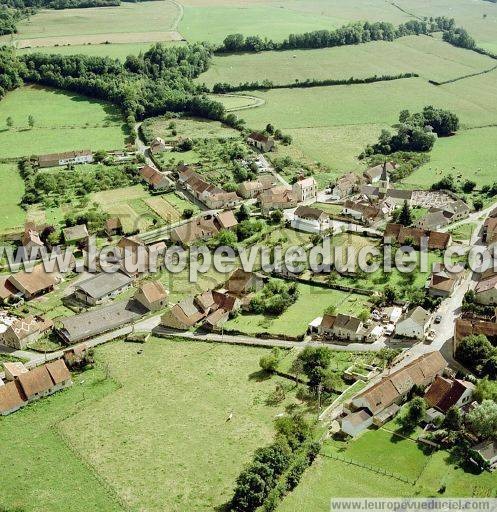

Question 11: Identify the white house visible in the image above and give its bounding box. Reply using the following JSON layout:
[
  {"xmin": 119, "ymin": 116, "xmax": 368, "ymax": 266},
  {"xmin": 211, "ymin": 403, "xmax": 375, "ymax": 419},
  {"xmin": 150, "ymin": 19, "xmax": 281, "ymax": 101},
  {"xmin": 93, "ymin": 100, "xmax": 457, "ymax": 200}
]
[
  {"xmin": 340, "ymin": 409, "xmax": 373, "ymax": 437},
  {"xmin": 292, "ymin": 177, "xmax": 317, "ymax": 203},
  {"xmin": 395, "ymin": 306, "xmax": 430, "ymax": 340},
  {"xmin": 291, "ymin": 206, "xmax": 331, "ymax": 234}
]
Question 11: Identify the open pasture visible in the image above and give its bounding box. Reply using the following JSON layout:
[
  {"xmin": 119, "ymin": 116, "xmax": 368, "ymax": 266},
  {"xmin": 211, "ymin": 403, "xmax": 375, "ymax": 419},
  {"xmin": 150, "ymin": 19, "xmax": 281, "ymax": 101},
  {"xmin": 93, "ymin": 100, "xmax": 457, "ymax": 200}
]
[
  {"xmin": 0, "ymin": 164, "xmax": 26, "ymax": 234},
  {"xmin": 198, "ymin": 36, "xmax": 496, "ymax": 88},
  {"xmin": 58, "ymin": 338, "xmax": 298, "ymax": 512},
  {"xmin": 404, "ymin": 126, "xmax": 497, "ymax": 189},
  {"xmin": 0, "ymin": 86, "xmax": 126, "ymax": 159},
  {"xmin": 1, "ymin": 1, "xmax": 182, "ymax": 48}
]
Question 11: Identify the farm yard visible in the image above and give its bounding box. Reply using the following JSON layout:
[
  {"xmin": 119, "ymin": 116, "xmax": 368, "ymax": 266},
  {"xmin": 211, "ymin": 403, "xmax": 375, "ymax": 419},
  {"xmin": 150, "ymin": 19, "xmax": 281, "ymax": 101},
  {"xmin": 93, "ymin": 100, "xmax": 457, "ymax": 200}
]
[
  {"xmin": 0, "ymin": 86, "xmax": 126, "ymax": 159},
  {"xmin": 2, "ymin": 1, "xmax": 182, "ymax": 49}
]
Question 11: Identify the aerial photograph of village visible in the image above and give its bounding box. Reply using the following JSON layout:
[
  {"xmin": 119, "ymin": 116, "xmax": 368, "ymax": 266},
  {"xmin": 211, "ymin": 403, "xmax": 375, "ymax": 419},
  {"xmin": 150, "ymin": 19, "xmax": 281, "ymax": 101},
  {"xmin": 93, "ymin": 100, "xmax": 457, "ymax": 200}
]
[{"xmin": 0, "ymin": 0, "xmax": 497, "ymax": 511}]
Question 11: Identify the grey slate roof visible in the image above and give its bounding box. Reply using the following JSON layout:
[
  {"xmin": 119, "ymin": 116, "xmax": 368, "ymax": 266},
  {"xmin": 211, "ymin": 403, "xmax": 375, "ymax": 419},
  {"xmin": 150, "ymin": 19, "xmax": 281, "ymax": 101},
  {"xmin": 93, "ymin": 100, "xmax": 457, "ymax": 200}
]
[{"xmin": 75, "ymin": 271, "xmax": 132, "ymax": 300}]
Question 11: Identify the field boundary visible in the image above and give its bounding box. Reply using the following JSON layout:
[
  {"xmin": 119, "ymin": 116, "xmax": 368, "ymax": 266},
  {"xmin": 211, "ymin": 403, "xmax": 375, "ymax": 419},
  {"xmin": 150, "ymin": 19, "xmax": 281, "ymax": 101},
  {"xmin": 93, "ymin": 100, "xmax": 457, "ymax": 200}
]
[{"xmin": 429, "ymin": 63, "xmax": 497, "ymax": 86}]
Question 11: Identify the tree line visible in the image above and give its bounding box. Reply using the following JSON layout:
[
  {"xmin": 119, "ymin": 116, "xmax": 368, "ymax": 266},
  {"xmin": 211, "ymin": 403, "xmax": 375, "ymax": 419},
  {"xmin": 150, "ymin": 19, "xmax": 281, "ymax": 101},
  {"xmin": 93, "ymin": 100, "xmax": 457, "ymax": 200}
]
[
  {"xmin": 217, "ymin": 17, "xmax": 456, "ymax": 53},
  {"xmin": 211, "ymin": 73, "xmax": 418, "ymax": 94}
]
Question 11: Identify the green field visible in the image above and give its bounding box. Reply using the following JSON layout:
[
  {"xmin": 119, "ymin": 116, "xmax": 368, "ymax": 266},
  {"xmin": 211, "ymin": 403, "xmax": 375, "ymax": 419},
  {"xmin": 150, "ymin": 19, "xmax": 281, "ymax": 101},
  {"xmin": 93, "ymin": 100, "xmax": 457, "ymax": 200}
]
[
  {"xmin": 60, "ymin": 338, "xmax": 297, "ymax": 512},
  {"xmin": 142, "ymin": 116, "xmax": 239, "ymax": 143},
  {"xmin": 0, "ymin": 86, "xmax": 126, "ymax": 158},
  {"xmin": 198, "ymin": 36, "xmax": 496, "ymax": 88},
  {"xmin": 0, "ymin": 163, "xmax": 25, "ymax": 233},
  {"xmin": 224, "ymin": 281, "xmax": 370, "ymax": 337},
  {"xmin": 18, "ymin": 42, "xmax": 158, "ymax": 61},
  {"xmin": 1, "ymin": 1, "xmax": 181, "ymax": 48},
  {"xmin": 405, "ymin": 126, "xmax": 497, "ymax": 189}
]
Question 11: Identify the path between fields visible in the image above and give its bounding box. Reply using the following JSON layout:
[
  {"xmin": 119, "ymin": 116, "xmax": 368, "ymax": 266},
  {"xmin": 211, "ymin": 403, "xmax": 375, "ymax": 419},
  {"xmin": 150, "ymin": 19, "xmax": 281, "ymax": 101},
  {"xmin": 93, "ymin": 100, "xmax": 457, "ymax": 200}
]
[{"xmin": 168, "ymin": 0, "xmax": 184, "ymax": 32}]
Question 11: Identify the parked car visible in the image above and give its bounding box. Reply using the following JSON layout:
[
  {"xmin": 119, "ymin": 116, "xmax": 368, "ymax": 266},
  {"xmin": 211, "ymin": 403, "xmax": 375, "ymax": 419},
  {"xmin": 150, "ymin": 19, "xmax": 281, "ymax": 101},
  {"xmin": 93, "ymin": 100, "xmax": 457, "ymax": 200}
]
[
  {"xmin": 384, "ymin": 324, "xmax": 395, "ymax": 336},
  {"xmin": 426, "ymin": 330, "xmax": 436, "ymax": 343},
  {"xmin": 434, "ymin": 315, "xmax": 442, "ymax": 324}
]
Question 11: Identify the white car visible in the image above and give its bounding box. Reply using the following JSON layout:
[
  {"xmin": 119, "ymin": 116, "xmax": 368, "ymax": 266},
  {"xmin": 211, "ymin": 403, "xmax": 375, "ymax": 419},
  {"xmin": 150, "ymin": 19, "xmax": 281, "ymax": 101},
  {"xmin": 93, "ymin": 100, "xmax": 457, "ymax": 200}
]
[{"xmin": 384, "ymin": 324, "xmax": 395, "ymax": 336}]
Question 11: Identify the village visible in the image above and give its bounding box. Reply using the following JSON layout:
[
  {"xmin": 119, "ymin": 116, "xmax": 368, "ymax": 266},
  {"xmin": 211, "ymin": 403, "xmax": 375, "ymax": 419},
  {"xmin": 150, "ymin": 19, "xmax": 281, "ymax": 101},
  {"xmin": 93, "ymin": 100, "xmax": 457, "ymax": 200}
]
[{"xmin": 0, "ymin": 122, "xmax": 496, "ymax": 483}]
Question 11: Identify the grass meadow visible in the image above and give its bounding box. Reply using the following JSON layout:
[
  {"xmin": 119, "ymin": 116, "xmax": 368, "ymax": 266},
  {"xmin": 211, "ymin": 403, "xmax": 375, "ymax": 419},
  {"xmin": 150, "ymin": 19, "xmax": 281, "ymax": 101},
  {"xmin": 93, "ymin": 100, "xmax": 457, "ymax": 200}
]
[
  {"xmin": 198, "ymin": 36, "xmax": 496, "ymax": 88},
  {"xmin": 0, "ymin": 163, "xmax": 25, "ymax": 234},
  {"xmin": 0, "ymin": 86, "xmax": 126, "ymax": 158},
  {"xmin": 1, "ymin": 1, "xmax": 181, "ymax": 48},
  {"xmin": 59, "ymin": 338, "xmax": 299, "ymax": 512}
]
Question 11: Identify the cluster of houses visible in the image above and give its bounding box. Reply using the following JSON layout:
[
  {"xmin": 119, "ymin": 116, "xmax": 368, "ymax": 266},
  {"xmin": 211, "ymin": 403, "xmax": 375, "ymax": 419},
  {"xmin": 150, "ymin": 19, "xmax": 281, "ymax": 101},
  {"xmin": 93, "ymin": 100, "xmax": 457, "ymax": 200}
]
[
  {"xmin": 0, "ymin": 360, "xmax": 72, "ymax": 416},
  {"xmin": 161, "ymin": 269, "xmax": 264, "ymax": 332}
]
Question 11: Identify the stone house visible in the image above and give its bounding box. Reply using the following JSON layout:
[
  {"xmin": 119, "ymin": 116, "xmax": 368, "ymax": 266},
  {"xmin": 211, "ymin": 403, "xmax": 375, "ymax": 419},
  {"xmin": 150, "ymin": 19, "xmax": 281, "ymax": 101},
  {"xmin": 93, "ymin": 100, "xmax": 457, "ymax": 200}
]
[
  {"xmin": 134, "ymin": 281, "xmax": 168, "ymax": 311},
  {"xmin": 37, "ymin": 150, "xmax": 93, "ymax": 168},
  {"xmin": 247, "ymin": 132, "xmax": 275, "ymax": 152},
  {"xmin": 424, "ymin": 375, "xmax": 475, "ymax": 413},
  {"xmin": 292, "ymin": 177, "xmax": 317, "ymax": 203},
  {"xmin": 340, "ymin": 409, "xmax": 373, "ymax": 437},
  {"xmin": 291, "ymin": 206, "xmax": 330, "ymax": 234},
  {"xmin": 474, "ymin": 275, "xmax": 497, "ymax": 305},
  {"xmin": 394, "ymin": 306, "xmax": 430, "ymax": 340}
]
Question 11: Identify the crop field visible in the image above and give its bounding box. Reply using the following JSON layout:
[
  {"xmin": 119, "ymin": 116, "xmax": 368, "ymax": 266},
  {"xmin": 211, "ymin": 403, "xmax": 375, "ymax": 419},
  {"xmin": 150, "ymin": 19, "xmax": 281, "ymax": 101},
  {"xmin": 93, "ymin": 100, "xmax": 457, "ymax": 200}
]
[
  {"xmin": 58, "ymin": 338, "xmax": 298, "ymax": 512},
  {"xmin": 404, "ymin": 127, "xmax": 497, "ymax": 189},
  {"xmin": 0, "ymin": 164, "xmax": 26, "ymax": 234},
  {"xmin": 1, "ymin": 1, "xmax": 182, "ymax": 48},
  {"xmin": 143, "ymin": 116, "xmax": 239, "ymax": 142},
  {"xmin": 224, "ymin": 281, "xmax": 370, "ymax": 337},
  {"xmin": 0, "ymin": 86, "xmax": 126, "ymax": 159},
  {"xmin": 144, "ymin": 196, "xmax": 184, "ymax": 223},
  {"xmin": 198, "ymin": 36, "xmax": 496, "ymax": 88}
]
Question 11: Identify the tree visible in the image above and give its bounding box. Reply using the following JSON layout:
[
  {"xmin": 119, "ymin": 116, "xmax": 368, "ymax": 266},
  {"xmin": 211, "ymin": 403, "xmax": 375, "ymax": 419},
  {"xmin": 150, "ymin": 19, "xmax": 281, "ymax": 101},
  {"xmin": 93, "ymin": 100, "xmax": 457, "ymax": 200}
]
[
  {"xmin": 259, "ymin": 348, "xmax": 281, "ymax": 373},
  {"xmin": 28, "ymin": 115, "xmax": 35, "ymax": 128},
  {"xmin": 265, "ymin": 123, "xmax": 274, "ymax": 134},
  {"xmin": 473, "ymin": 198, "xmax": 483, "ymax": 211},
  {"xmin": 295, "ymin": 346, "xmax": 332, "ymax": 388},
  {"xmin": 269, "ymin": 209, "xmax": 283, "ymax": 224},
  {"xmin": 6, "ymin": 116, "xmax": 13, "ymax": 129},
  {"xmin": 182, "ymin": 208, "xmax": 194, "ymax": 219},
  {"xmin": 455, "ymin": 334, "xmax": 495, "ymax": 371},
  {"xmin": 474, "ymin": 378, "xmax": 497, "ymax": 403},
  {"xmin": 382, "ymin": 285, "xmax": 397, "ymax": 305},
  {"xmin": 211, "ymin": 228, "xmax": 237, "ymax": 248},
  {"xmin": 467, "ymin": 400, "xmax": 497, "ymax": 439},
  {"xmin": 462, "ymin": 180, "xmax": 476, "ymax": 193},
  {"xmin": 236, "ymin": 203, "xmax": 251, "ymax": 222},
  {"xmin": 398, "ymin": 200, "xmax": 413, "ymax": 226},
  {"xmin": 358, "ymin": 309, "xmax": 370, "ymax": 322},
  {"xmin": 93, "ymin": 149, "xmax": 107, "ymax": 162},
  {"xmin": 401, "ymin": 397, "xmax": 426, "ymax": 430},
  {"xmin": 442, "ymin": 406, "xmax": 462, "ymax": 431}
]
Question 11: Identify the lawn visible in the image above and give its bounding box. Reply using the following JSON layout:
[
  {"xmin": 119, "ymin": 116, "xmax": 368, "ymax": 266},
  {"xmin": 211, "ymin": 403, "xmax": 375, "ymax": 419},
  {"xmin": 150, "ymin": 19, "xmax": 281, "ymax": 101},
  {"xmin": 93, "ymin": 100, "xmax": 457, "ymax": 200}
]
[
  {"xmin": 0, "ymin": 163, "xmax": 26, "ymax": 234},
  {"xmin": 0, "ymin": 86, "xmax": 126, "ymax": 159},
  {"xmin": 1, "ymin": 0, "xmax": 181, "ymax": 48},
  {"xmin": 58, "ymin": 337, "xmax": 299, "ymax": 512},
  {"xmin": 224, "ymin": 281, "xmax": 370, "ymax": 337},
  {"xmin": 449, "ymin": 222, "xmax": 477, "ymax": 242},
  {"xmin": 404, "ymin": 127, "xmax": 497, "ymax": 189},
  {"xmin": 198, "ymin": 36, "xmax": 496, "ymax": 88}
]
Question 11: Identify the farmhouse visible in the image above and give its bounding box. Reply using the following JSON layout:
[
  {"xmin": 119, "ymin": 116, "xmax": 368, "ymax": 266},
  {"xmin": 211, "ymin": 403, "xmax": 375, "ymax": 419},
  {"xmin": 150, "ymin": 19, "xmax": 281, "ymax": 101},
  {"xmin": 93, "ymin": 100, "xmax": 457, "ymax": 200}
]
[
  {"xmin": 37, "ymin": 150, "xmax": 93, "ymax": 168},
  {"xmin": 292, "ymin": 177, "xmax": 317, "ymax": 203},
  {"xmin": 238, "ymin": 180, "xmax": 264, "ymax": 199},
  {"xmin": 424, "ymin": 375, "xmax": 475, "ymax": 413},
  {"xmin": 428, "ymin": 263, "xmax": 462, "ymax": 298},
  {"xmin": 160, "ymin": 297, "xmax": 205, "ymax": 330},
  {"xmin": 0, "ymin": 276, "xmax": 18, "ymax": 304},
  {"xmin": 247, "ymin": 132, "xmax": 275, "ymax": 152},
  {"xmin": 385, "ymin": 189, "xmax": 413, "ymax": 206},
  {"xmin": 205, "ymin": 191, "xmax": 241, "ymax": 209},
  {"xmin": 340, "ymin": 409, "xmax": 373, "ymax": 437},
  {"xmin": 0, "ymin": 380, "xmax": 26, "ymax": 416},
  {"xmin": 140, "ymin": 165, "xmax": 170, "ymax": 190},
  {"xmin": 342, "ymin": 200, "xmax": 382, "ymax": 224},
  {"xmin": 225, "ymin": 269, "xmax": 264, "ymax": 297},
  {"xmin": 57, "ymin": 299, "xmax": 146, "ymax": 344},
  {"xmin": 363, "ymin": 161, "xmax": 396, "ymax": 184},
  {"xmin": 474, "ymin": 275, "xmax": 497, "ymax": 305},
  {"xmin": 351, "ymin": 351, "xmax": 447, "ymax": 416},
  {"xmin": 170, "ymin": 212, "xmax": 237, "ymax": 246},
  {"xmin": 134, "ymin": 281, "xmax": 168, "ymax": 311},
  {"xmin": 21, "ymin": 223, "xmax": 44, "ymax": 254},
  {"xmin": 360, "ymin": 185, "xmax": 380, "ymax": 201},
  {"xmin": 215, "ymin": 210, "xmax": 238, "ymax": 230},
  {"xmin": 330, "ymin": 172, "xmax": 361, "ymax": 200},
  {"xmin": 291, "ymin": 205, "xmax": 330, "ymax": 234},
  {"xmin": 3, "ymin": 362, "xmax": 28, "ymax": 381},
  {"xmin": 384, "ymin": 223, "xmax": 451, "ymax": 251},
  {"xmin": 454, "ymin": 318, "xmax": 497, "ymax": 354},
  {"xmin": 74, "ymin": 271, "xmax": 133, "ymax": 305},
  {"xmin": 483, "ymin": 217, "xmax": 497, "ymax": 246},
  {"xmin": 415, "ymin": 210, "xmax": 451, "ymax": 230},
  {"xmin": 8, "ymin": 266, "xmax": 58, "ymax": 299},
  {"xmin": 330, "ymin": 314, "xmax": 364, "ymax": 341},
  {"xmin": 149, "ymin": 137, "xmax": 167, "ymax": 154},
  {"xmin": 62, "ymin": 224, "xmax": 89, "ymax": 245},
  {"xmin": 1, "ymin": 315, "xmax": 52, "ymax": 350},
  {"xmin": 259, "ymin": 186, "xmax": 297, "ymax": 213},
  {"xmin": 395, "ymin": 306, "xmax": 430, "ymax": 340},
  {"xmin": 17, "ymin": 365, "xmax": 56, "ymax": 402}
]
